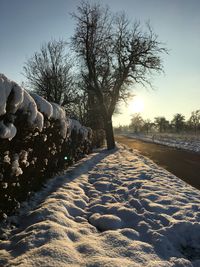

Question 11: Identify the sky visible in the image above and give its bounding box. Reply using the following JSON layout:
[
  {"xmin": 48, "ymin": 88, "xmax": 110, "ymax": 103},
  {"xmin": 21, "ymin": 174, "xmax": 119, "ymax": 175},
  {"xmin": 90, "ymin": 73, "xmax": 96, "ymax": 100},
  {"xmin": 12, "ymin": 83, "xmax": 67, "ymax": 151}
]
[{"xmin": 0, "ymin": 0, "xmax": 200, "ymax": 126}]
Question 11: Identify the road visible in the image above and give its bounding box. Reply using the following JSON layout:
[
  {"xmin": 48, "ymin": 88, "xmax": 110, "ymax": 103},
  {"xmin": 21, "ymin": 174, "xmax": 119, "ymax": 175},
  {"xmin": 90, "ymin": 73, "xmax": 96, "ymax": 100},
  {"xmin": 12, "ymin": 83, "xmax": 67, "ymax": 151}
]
[{"xmin": 116, "ymin": 135, "xmax": 200, "ymax": 190}]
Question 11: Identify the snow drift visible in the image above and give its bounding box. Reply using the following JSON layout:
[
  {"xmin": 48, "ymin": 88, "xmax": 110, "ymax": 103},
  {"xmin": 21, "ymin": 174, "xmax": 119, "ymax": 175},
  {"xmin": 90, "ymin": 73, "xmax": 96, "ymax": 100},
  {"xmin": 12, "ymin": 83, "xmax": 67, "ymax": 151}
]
[{"xmin": 0, "ymin": 144, "xmax": 199, "ymax": 267}]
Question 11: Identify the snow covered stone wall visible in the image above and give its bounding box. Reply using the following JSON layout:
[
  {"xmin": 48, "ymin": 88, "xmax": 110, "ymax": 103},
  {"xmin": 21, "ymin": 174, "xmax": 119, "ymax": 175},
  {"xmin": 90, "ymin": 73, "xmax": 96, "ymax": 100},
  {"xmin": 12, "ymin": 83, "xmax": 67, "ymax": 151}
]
[{"xmin": 0, "ymin": 74, "xmax": 93, "ymax": 220}]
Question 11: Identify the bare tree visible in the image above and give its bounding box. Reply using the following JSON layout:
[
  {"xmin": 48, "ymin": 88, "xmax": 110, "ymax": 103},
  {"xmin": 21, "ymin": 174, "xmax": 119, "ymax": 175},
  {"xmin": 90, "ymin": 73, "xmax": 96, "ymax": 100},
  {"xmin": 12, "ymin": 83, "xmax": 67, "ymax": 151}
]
[
  {"xmin": 71, "ymin": 1, "xmax": 166, "ymax": 149},
  {"xmin": 188, "ymin": 110, "xmax": 200, "ymax": 134},
  {"xmin": 142, "ymin": 119, "xmax": 154, "ymax": 134},
  {"xmin": 154, "ymin": 117, "xmax": 169, "ymax": 133},
  {"xmin": 23, "ymin": 40, "xmax": 77, "ymax": 110},
  {"xmin": 130, "ymin": 113, "xmax": 144, "ymax": 133},
  {"xmin": 171, "ymin": 113, "xmax": 185, "ymax": 133}
]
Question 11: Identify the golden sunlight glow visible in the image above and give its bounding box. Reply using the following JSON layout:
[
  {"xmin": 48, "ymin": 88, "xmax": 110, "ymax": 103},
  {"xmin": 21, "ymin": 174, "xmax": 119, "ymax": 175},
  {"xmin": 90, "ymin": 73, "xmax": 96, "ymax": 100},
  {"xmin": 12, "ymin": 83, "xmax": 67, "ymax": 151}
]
[{"xmin": 128, "ymin": 96, "xmax": 144, "ymax": 113}]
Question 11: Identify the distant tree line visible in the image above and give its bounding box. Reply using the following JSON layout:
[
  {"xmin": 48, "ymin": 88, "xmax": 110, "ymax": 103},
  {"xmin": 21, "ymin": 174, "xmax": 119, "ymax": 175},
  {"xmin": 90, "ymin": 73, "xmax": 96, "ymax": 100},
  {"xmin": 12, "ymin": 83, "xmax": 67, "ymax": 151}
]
[{"xmin": 114, "ymin": 110, "xmax": 200, "ymax": 135}]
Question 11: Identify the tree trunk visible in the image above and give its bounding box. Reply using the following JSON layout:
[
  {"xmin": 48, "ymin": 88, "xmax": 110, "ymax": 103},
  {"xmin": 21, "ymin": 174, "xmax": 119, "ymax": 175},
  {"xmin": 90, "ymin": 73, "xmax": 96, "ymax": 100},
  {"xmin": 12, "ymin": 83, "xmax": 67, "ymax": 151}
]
[{"xmin": 104, "ymin": 117, "xmax": 115, "ymax": 150}]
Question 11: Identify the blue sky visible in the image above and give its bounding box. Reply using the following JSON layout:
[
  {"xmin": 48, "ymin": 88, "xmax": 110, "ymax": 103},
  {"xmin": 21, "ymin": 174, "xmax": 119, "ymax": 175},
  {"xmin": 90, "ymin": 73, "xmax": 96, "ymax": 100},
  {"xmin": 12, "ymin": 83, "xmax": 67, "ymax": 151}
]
[{"xmin": 0, "ymin": 0, "xmax": 200, "ymax": 125}]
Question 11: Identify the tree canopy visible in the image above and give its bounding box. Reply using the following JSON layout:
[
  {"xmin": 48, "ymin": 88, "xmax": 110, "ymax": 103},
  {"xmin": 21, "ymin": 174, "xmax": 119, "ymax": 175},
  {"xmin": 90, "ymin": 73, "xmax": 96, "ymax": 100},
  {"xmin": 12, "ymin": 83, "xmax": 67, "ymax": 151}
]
[
  {"xmin": 23, "ymin": 40, "xmax": 77, "ymax": 111},
  {"xmin": 71, "ymin": 1, "xmax": 167, "ymax": 149}
]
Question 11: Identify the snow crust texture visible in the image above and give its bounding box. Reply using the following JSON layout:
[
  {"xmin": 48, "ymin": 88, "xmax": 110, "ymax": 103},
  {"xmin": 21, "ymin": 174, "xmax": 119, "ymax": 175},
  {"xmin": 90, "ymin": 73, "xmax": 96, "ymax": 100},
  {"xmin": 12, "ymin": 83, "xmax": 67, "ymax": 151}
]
[{"xmin": 0, "ymin": 145, "xmax": 199, "ymax": 267}]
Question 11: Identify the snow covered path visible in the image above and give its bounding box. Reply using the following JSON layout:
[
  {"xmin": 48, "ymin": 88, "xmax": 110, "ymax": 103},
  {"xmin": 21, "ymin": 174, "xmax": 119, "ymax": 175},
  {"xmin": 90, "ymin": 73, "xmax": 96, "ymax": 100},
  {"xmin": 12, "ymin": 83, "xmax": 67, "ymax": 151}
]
[
  {"xmin": 0, "ymin": 145, "xmax": 200, "ymax": 267},
  {"xmin": 125, "ymin": 133, "xmax": 200, "ymax": 154}
]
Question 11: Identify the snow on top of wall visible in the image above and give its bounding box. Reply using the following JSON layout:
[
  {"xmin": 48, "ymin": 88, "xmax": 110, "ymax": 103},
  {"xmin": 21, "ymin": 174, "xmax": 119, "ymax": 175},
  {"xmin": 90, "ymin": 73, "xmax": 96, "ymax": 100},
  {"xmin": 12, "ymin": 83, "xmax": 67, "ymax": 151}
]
[
  {"xmin": 0, "ymin": 74, "xmax": 24, "ymax": 116},
  {"xmin": 62, "ymin": 117, "xmax": 92, "ymax": 140},
  {"xmin": 8, "ymin": 84, "xmax": 24, "ymax": 114},
  {"xmin": 0, "ymin": 74, "xmax": 13, "ymax": 116},
  {"xmin": 0, "ymin": 74, "xmax": 90, "ymax": 140},
  {"xmin": 69, "ymin": 118, "xmax": 82, "ymax": 132},
  {"xmin": 66, "ymin": 118, "xmax": 82, "ymax": 139},
  {"xmin": 80, "ymin": 126, "xmax": 90, "ymax": 140},
  {"xmin": 50, "ymin": 103, "xmax": 68, "ymax": 138},
  {"xmin": 50, "ymin": 102, "xmax": 66, "ymax": 121},
  {"xmin": 0, "ymin": 121, "xmax": 17, "ymax": 140},
  {"xmin": 34, "ymin": 111, "xmax": 44, "ymax": 132},
  {"xmin": 30, "ymin": 92, "xmax": 53, "ymax": 118},
  {"xmin": 18, "ymin": 90, "xmax": 38, "ymax": 124}
]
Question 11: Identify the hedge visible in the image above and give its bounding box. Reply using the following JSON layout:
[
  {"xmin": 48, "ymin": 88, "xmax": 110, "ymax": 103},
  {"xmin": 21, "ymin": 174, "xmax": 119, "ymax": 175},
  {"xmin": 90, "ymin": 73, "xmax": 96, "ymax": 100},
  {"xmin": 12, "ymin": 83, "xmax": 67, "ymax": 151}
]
[{"xmin": 0, "ymin": 74, "xmax": 93, "ymax": 220}]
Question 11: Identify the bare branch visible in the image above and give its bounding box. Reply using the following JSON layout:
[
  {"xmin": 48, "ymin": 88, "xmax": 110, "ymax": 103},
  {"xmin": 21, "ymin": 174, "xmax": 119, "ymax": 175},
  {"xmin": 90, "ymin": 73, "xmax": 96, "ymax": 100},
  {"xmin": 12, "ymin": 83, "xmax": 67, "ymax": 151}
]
[{"xmin": 71, "ymin": 1, "xmax": 167, "ymax": 149}]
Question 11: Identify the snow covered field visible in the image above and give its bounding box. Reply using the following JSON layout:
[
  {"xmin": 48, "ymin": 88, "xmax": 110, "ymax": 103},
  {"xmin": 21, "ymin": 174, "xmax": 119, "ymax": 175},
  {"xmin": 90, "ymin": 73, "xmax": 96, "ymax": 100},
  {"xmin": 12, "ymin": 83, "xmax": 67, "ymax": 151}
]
[
  {"xmin": 126, "ymin": 133, "xmax": 200, "ymax": 154},
  {"xmin": 0, "ymin": 144, "xmax": 200, "ymax": 267}
]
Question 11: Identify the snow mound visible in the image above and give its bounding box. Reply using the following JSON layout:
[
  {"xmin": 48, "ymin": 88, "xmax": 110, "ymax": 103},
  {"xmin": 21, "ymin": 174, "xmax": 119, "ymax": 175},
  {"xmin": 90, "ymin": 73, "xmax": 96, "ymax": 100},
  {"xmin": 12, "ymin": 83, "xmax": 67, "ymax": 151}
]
[
  {"xmin": 0, "ymin": 74, "xmax": 91, "ymax": 140},
  {"xmin": 0, "ymin": 74, "xmax": 13, "ymax": 116},
  {"xmin": 30, "ymin": 92, "xmax": 53, "ymax": 118},
  {"xmin": 0, "ymin": 121, "xmax": 17, "ymax": 140},
  {"xmin": 0, "ymin": 145, "xmax": 199, "ymax": 266},
  {"xmin": 89, "ymin": 213, "xmax": 122, "ymax": 231}
]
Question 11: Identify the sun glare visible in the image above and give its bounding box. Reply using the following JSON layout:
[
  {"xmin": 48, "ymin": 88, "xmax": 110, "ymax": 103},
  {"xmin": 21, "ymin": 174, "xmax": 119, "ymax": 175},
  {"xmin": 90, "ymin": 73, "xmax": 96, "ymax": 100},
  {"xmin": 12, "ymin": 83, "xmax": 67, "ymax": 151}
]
[{"xmin": 129, "ymin": 96, "xmax": 144, "ymax": 113}]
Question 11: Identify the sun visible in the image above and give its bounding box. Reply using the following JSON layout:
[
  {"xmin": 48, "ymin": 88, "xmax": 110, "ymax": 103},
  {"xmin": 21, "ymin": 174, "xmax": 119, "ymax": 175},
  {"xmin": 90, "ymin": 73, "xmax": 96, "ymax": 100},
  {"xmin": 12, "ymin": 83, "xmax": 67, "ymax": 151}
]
[{"xmin": 128, "ymin": 96, "xmax": 144, "ymax": 113}]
